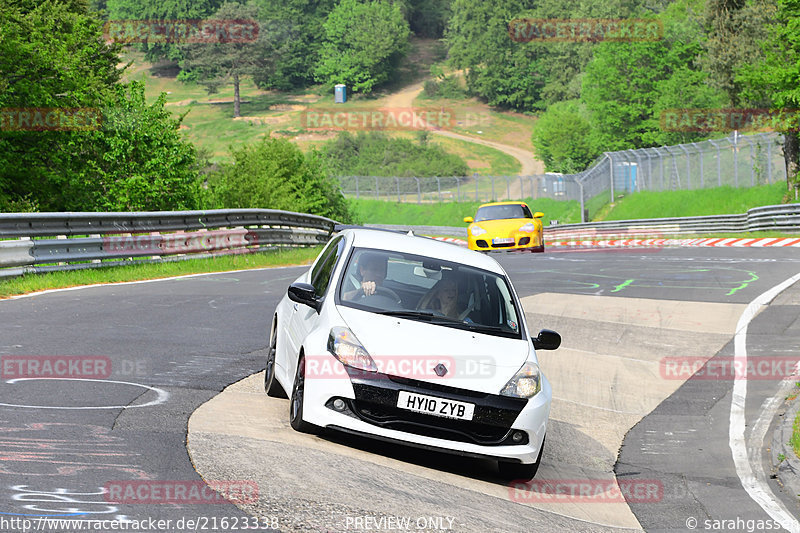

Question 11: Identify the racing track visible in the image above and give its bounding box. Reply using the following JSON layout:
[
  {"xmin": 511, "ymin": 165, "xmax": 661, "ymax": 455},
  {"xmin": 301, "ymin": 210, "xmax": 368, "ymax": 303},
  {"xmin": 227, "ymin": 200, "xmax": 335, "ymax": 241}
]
[{"xmin": 0, "ymin": 247, "xmax": 799, "ymax": 532}]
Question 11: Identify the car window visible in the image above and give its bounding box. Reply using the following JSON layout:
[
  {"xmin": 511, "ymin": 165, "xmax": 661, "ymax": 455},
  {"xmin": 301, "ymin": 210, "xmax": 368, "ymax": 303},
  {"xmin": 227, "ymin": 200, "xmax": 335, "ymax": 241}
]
[
  {"xmin": 337, "ymin": 247, "xmax": 522, "ymax": 339},
  {"xmin": 311, "ymin": 235, "xmax": 344, "ymax": 296},
  {"xmin": 474, "ymin": 204, "xmax": 530, "ymax": 221}
]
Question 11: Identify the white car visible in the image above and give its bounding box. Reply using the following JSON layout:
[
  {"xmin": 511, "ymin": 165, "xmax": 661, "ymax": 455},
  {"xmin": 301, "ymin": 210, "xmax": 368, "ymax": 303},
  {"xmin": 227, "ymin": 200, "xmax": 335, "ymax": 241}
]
[{"xmin": 264, "ymin": 228, "xmax": 560, "ymax": 480}]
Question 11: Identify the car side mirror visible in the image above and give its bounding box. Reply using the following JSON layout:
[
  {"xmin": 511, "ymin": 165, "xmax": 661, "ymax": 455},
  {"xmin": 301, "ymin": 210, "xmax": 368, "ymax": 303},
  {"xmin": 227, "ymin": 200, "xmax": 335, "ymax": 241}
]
[
  {"xmin": 288, "ymin": 282, "xmax": 321, "ymax": 312},
  {"xmin": 533, "ymin": 212, "xmax": 544, "ymax": 218},
  {"xmin": 532, "ymin": 329, "xmax": 561, "ymax": 350},
  {"xmin": 463, "ymin": 216, "xmax": 474, "ymax": 223}
]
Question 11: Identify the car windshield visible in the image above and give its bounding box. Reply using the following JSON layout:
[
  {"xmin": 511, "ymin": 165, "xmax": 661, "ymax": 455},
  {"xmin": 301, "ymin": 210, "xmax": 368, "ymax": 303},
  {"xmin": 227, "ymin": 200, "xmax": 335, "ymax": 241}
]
[
  {"xmin": 474, "ymin": 204, "xmax": 532, "ymax": 222},
  {"xmin": 337, "ymin": 247, "xmax": 523, "ymax": 339}
]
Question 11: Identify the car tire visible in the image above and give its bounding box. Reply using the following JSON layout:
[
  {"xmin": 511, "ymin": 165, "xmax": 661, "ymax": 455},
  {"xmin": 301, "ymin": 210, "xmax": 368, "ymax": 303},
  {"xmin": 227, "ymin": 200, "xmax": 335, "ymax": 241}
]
[
  {"xmin": 264, "ymin": 317, "xmax": 287, "ymax": 398},
  {"xmin": 289, "ymin": 354, "xmax": 315, "ymax": 433},
  {"xmin": 498, "ymin": 436, "xmax": 545, "ymax": 481}
]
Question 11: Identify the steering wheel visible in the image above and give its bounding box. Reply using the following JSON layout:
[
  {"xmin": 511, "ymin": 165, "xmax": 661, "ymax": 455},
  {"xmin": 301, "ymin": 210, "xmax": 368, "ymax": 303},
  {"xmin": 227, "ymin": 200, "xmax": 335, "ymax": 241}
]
[{"xmin": 357, "ymin": 285, "xmax": 401, "ymax": 302}]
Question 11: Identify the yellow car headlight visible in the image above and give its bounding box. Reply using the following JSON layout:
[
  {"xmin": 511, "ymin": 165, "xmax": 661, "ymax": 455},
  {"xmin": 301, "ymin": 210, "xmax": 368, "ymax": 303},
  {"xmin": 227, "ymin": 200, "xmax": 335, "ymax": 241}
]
[{"xmin": 470, "ymin": 225, "xmax": 487, "ymax": 237}]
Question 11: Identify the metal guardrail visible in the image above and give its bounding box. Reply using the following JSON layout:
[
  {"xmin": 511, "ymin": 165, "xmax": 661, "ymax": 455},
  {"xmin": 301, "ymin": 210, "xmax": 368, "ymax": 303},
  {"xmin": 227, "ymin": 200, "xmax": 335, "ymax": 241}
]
[
  {"xmin": 368, "ymin": 204, "xmax": 800, "ymax": 240},
  {"xmin": 0, "ymin": 209, "xmax": 335, "ymax": 280}
]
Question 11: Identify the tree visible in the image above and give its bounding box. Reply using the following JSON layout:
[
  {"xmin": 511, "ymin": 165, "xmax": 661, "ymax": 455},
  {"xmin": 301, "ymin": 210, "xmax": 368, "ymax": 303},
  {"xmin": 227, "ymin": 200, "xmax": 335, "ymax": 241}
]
[
  {"xmin": 738, "ymin": 0, "xmax": 800, "ymax": 196},
  {"xmin": 206, "ymin": 138, "xmax": 354, "ymax": 222},
  {"xmin": 251, "ymin": 0, "xmax": 337, "ymax": 90},
  {"xmin": 105, "ymin": 0, "xmax": 226, "ymax": 62},
  {"xmin": 315, "ymin": 0, "xmax": 411, "ymax": 93},
  {"xmin": 0, "ymin": 0, "xmax": 201, "ymax": 212},
  {"xmin": 531, "ymin": 100, "xmax": 599, "ymax": 173},
  {"xmin": 180, "ymin": 2, "xmax": 288, "ymax": 117},
  {"xmin": 581, "ymin": 1, "xmax": 726, "ymax": 151},
  {"xmin": 700, "ymin": 0, "xmax": 777, "ymax": 107},
  {"xmin": 68, "ymin": 82, "xmax": 200, "ymax": 211}
]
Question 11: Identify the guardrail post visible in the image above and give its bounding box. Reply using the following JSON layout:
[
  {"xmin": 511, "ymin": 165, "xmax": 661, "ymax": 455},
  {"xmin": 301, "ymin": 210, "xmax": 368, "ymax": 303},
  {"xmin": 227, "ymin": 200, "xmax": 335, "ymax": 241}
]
[
  {"xmin": 355, "ymin": 176, "xmax": 360, "ymax": 199},
  {"xmin": 767, "ymin": 137, "xmax": 773, "ymax": 184},
  {"xmin": 678, "ymin": 144, "xmax": 691, "ymax": 189},
  {"xmin": 375, "ymin": 177, "xmax": 379, "ymax": 200},
  {"xmin": 456, "ymin": 177, "xmax": 461, "ymax": 202},
  {"xmin": 396, "ymin": 177, "xmax": 400, "ymax": 202},
  {"xmin": 744, "ymin": 135, "xmax": 755, "ymax": 186},
  {"xmin": 578, "ymin": 179, "xmax": 586, "ymax": 223},
  {"xmin": 708, "ymin": 138, "xmax": 722, "ymax": 187},
  {"xmin": 607, "ymin": 153, "xmax": 615, "ymax": 202},
  {"xmin": 415, "ymin": 177, "xmax": 421, "ymax": 204},
  {"xmin": 436, "ymin": 177, "xmax": 441, "ymax": 201}
]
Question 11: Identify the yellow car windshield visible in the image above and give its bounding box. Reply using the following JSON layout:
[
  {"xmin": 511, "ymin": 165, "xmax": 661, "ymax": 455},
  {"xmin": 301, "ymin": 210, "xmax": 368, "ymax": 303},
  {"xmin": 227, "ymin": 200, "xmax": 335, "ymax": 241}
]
[{"xmin": 474, "ymin": 204, "xmax": 532, "ymax": 222}]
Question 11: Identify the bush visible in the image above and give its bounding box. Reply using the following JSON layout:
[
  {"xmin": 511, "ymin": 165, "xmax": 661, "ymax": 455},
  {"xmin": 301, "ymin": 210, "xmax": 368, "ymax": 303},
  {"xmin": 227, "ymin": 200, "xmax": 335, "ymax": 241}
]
[
  {"xmin": 322, "ymin": 131, "xmax": 468, "ymax": 177},
  {"xmin": 205, "ymin": 138, "xmax": 354, "ymax": 223}
]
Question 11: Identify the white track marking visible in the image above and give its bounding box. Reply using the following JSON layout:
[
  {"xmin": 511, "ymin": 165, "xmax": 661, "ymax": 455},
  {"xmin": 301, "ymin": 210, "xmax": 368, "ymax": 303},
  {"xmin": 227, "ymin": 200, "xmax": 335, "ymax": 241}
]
[
  {"xmin": 0, "ymin": 265, "xmax": 305, "ymax": 302},
  {"xmin": 0, "ymin": 378, "xmax": 169, "ymax": 409},
  {"xmin": 729, "ymin": 272, "xmax": 800, "ymax": 533}
]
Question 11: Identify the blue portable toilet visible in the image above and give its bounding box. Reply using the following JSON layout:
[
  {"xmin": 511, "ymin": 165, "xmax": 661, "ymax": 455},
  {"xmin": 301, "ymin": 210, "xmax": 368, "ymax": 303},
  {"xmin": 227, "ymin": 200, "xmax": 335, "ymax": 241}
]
[{"xmin": 335, "ymin": 84, "xmax": 346, "ymax": 103}]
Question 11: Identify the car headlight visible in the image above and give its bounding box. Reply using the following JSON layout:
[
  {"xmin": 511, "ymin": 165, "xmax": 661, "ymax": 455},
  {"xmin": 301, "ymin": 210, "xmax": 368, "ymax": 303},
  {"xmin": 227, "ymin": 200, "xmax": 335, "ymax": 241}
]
[
  {"xmin": 327, "ymin": 327, "xmax": 377, "ymax": 372},
  {"xmin": 500, "ymin": 362, "xmax": 541, "ymax": 398},
  {"xmin": 518, "ymin": 223, "xmax": 537, "ymax": 232},
  {"xmin": 470, "ymin": 225, "xmax": 487, "ymax": 236}
]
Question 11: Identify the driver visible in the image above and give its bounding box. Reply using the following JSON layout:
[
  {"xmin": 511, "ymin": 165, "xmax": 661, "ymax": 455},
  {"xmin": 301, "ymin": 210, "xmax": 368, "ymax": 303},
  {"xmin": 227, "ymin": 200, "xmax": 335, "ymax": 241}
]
[{"xmin": 343, "ymin": 252, "xmax": 388, "ymax": 300}]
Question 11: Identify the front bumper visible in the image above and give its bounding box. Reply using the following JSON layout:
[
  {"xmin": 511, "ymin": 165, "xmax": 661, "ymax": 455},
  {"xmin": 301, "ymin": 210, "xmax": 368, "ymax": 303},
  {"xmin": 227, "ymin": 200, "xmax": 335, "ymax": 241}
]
[
  {"xmin": 468, "ymin": 232, "xmax": 544, "ymax": 252},
  {"xmin": 302, "ymin": 366, "xmax": 551, "ymax": 464}
]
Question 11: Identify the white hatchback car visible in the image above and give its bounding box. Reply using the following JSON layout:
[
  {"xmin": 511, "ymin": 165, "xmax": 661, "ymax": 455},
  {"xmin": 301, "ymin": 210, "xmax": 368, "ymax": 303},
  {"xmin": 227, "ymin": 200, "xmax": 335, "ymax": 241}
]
[{"xmin": 265, "ymin": 228, "xmax": 560, "ymax": 480}]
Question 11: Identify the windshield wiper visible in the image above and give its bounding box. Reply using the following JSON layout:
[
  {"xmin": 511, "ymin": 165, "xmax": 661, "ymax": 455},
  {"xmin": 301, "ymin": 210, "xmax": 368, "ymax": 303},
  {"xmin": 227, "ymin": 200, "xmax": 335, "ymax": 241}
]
[{"xmin": 377, "ymin": 310, "xmax": 437, "ymax": 320}]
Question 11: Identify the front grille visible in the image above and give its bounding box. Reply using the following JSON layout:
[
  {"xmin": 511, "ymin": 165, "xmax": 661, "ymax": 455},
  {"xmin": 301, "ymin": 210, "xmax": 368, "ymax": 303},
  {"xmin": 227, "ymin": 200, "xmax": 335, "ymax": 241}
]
[
  {"xmin": 491, "ymin": 241, "xmax": 515, "ymax": 248},
  {"xmin": 349, "ymin": 400, "xmax": 523, "ymax": 445},
  {"xmin": 344, "ymin": 370, "xmax": 528, "ymax": 446}
]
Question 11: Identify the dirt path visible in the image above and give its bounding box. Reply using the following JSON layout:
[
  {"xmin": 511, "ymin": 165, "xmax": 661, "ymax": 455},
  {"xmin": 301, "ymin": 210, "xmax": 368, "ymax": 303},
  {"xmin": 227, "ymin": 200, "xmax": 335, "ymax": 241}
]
[{"xmin": 376, "ymin": 80, "xmax": 544, "ymax": 199}]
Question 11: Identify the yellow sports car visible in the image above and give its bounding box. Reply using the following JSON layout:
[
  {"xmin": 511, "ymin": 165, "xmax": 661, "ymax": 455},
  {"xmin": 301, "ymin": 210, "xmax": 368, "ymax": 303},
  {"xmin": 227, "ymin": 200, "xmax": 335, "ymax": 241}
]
[{"xmin": 463, "ymin": 201, "xmax": 545, "ymax": 252}]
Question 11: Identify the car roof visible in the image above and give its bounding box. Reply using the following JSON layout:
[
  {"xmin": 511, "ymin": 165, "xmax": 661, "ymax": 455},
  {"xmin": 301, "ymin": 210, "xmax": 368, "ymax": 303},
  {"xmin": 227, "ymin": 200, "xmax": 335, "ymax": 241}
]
[
  {"xmin": 477, "ymin": 201, "xmax": 529, "ymax": 208},
  {"xmin": 340, "ymin": 228, "xmax": 506, "ymax": 274}
]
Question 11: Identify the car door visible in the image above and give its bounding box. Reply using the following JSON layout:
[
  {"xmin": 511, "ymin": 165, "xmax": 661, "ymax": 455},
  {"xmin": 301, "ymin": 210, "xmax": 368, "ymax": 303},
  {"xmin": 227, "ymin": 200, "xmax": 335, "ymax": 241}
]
[{"xmin": 285, "ymin": 235, "xmax": 345, "ymax": 378}]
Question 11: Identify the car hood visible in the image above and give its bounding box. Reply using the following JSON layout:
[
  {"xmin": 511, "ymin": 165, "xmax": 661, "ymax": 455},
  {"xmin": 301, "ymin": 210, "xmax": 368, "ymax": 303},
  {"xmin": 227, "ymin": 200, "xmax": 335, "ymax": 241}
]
[
  {"xmin": 337, "ymin": 306, "xmax": 531, "ymax": 395},
  {"xmin": 472, "ymin": 218, "xmax": 537, "ymax": 232}
]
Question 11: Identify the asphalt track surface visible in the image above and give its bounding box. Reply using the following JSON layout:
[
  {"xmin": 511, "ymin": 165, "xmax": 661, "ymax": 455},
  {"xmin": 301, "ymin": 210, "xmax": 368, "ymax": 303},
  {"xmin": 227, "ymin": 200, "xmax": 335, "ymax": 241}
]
[{"xmin": 0, "ymin": 247, "xmax": 799, "ymax": 532}]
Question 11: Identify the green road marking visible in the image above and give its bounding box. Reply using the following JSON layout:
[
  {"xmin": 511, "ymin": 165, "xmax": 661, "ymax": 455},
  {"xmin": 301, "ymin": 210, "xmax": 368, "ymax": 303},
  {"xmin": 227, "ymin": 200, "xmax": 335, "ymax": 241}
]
[{"xmin": 612, "ymin": 279, "xmax": 635, "ymax": 293}]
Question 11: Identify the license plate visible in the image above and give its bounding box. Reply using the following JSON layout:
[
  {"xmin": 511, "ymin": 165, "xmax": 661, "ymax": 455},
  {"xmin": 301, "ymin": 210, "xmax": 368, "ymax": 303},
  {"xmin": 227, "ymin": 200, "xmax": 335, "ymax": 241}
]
[
  {"xmin": 492, "ymin": 237, "xmax": 515, "ymax": 245},
  {"xmin": 396, "ymin": 391, "xmax": 475, "ymax": 421}
]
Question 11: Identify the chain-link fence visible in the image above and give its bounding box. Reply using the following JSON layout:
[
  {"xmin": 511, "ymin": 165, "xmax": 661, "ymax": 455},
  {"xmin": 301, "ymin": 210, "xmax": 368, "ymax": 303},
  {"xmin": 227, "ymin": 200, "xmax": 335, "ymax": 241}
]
[{"xmin": 338, "ymin": 132, "xmax": 788, "ymax": 221}]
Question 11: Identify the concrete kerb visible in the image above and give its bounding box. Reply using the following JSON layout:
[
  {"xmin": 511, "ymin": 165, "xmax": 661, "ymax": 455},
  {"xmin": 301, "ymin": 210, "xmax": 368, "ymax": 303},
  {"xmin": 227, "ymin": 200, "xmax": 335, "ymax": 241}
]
[{"xmin": 772, "ymin": 393, "xmax": 800, "ymax": 501}]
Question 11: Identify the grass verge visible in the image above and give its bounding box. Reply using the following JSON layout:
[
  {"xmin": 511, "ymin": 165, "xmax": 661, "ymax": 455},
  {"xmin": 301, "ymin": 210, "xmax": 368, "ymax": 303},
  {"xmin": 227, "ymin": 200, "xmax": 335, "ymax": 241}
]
[
  {"xmin": 349, "ymin": 197, "xmax": 581, "ymax": 227},
  {"xmin": 0, "ymin": 247, "xmax": 321, "ymax": 299},
  {"xmin": 601, "ymin": 183, "xmax": 796, "ymax": 221}
]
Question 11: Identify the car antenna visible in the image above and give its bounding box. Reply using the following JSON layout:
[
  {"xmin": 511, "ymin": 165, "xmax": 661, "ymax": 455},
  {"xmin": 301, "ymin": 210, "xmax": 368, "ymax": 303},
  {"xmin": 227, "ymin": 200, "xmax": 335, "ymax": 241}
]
[{"xmin": 407, "ymin": 230, "xmax": 414, "ymax": 236}]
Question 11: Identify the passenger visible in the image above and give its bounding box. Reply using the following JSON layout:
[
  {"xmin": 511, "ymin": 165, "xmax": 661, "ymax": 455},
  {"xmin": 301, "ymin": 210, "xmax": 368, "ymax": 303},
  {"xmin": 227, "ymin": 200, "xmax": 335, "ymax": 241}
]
[{"xmin": 418, "ymin": 277, "xmax": 466, "ymax": 320}]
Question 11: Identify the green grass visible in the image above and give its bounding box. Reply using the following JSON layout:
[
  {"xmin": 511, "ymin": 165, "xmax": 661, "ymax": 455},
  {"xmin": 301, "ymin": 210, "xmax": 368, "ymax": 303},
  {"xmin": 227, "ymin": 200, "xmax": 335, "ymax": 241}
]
[
  {"xmin": 602, "ymin": 183, "xmax": 795, "ymax": 221},
  {"xmin": 349, "ymin": 197, "xmax": 581, "ymax": 227},
  {"xmin": 0, "ymin": 247, "xmax": 321, "ymax": 299}
]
